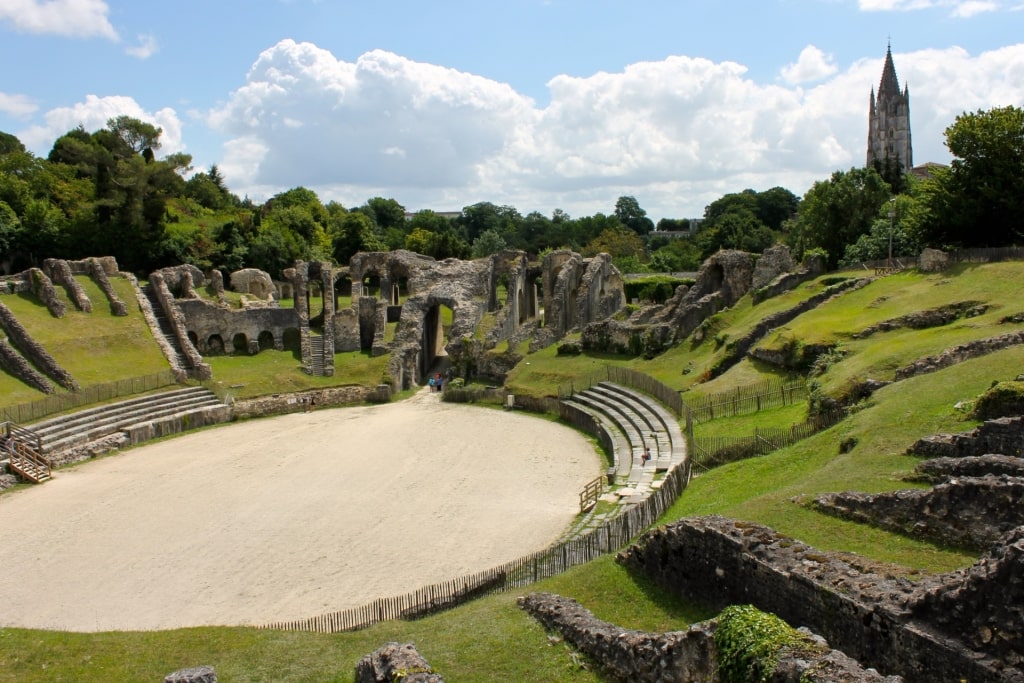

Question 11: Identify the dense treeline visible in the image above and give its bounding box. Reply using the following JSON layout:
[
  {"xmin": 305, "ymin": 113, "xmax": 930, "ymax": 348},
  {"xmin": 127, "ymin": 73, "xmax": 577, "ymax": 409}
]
[{"xmin": 1, "ymin": 105, "xmax": 1020, "ymax": 279}]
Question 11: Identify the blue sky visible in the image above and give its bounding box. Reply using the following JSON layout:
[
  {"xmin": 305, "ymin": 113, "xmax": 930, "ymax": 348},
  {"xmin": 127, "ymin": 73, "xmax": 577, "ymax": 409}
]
[{"xmin": 1, "ymin": 0, "xmax": 1022, "ymax": 222}]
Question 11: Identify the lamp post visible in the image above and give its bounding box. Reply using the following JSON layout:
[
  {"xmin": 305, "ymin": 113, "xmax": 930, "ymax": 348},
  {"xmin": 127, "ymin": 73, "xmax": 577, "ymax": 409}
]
[{"xmin": 887, "ymin": 197, "xmax": 896, "ymax": 270}]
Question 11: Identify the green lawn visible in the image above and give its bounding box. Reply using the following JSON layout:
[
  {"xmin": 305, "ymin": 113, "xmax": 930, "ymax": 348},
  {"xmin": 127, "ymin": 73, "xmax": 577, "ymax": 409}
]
[{"xmin": 3, "ymin": 261, "xmax": 1022, "ymax": 681}]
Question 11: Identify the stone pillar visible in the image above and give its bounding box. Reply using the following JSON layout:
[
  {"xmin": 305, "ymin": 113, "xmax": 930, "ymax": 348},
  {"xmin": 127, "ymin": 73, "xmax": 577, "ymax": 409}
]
[{"xmin": 320, "ymin": 263, "xmax": 336, "ymax": 376}]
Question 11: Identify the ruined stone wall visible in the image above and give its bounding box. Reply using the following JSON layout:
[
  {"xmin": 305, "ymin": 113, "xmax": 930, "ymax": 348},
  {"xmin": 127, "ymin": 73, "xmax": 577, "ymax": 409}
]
[
  {"xmin": 895, "ymin": 330, "xmax": 1024, "ymax": 381},
  {"xmin": 89, "ymin": 258, "xmax": 128, "ymax": 315},
  {"xmin": 751, "ymin": 252, "xmax": 825, "ymax": 304},
  {"xmin": 177, "ymin": 298, "xmax": 299, "ymax": 353},
  {"xmin": 154, "ymin": 264, "xmax": 206, "ymax": 298},
  {"xmin": 42, "ymin": 258, "xmax": 92, "ymax": 312},
  {"xmin": 0, "ymin": 298, "xmax": 77, "ymax": 390},
  {"xmin": 519, "ymin": 592, "xmax": 902, "ymax": 683},
  {"xmin": 24, "ymin": 267, "xmax": 65, "ymax": 317},
  {"xmin": 617, "ymin": 516, "xmax": 1016, "ymax": 682},
  {"xmin": 148, "ymin": 271, "xmax": 211, "ymax": 380},
  {"xmin": 909, "ymin": 416, "xmax": 1024, "ymax": 459},
  {"xmin": 230, "ymin": 384, "xmax": 390, "ymax": 419},
  {"xmin": 0, "ymin": 335, "xmax": 53, "ymax": 393},
  {"xmin": 813, "ymin": 475, "xmax": 1024, "ymax": 551}
]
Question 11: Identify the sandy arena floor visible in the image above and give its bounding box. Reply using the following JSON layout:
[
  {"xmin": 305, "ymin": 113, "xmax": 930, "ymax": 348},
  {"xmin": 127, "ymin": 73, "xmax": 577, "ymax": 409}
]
[{"xmin": 0, "ymin": 388, "xmax": 602, "ymax": 631}]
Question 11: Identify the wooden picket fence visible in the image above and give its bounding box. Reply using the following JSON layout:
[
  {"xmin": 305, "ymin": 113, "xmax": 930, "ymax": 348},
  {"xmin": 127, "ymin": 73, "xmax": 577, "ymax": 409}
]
[
  {"xmin": 260, "ymin": 435, "xmax": 691, "ymax": 634},
  {"xmin": 684, "ymin": 378, "xmax": 805, "ymax": 424},
  {"xmin": 691, "ymin": 409, "xmax": 843, "ymax": 472}
]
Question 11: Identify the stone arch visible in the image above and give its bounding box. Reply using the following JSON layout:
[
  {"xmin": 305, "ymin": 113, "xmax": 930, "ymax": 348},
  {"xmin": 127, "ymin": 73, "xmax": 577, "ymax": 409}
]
[
  {"xmin": 232, "ymin": 333, "xmax": 248, "ymax": 354},
  {"xmin": 187, "ymin": 330, "xmax": 199, "ymax": 351},
  {"xmin": 207, "ymin": 334, "xmax": 224, "ymax": 355},
  {"xmin": 257, "ymin": 330, "xmax": 275, "ymax": 352},
  {"xmin": 282, "ymin": 327, "xmax": 301, "ymax": 355}
]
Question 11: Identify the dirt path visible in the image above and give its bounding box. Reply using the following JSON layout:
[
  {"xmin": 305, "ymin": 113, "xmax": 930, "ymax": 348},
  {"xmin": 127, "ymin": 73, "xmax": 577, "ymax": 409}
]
[{"xmin": 0, "ymin": 389, "xmax": 601, "ymax": 631}]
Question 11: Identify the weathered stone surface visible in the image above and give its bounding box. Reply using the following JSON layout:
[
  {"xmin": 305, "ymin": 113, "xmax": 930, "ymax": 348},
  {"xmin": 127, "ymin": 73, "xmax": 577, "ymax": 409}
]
[
  {"xmin": 43, "ymin": 258, "xmax": 92, "ymax": 312},
  {"xmin": 25, "ymin": 267, "xmax": 65, "ymax": 317},
  {"xmin": 894, "ymin": 330, "xmax": 1024, "ymax": 380},
  {"xmin": 913, "ymin": 526, "xmax": 1024, "ymax": 669},
  {"xmin": 519, "ymin": 592, "xmax": 901, "ymax": 682},
  {"xmin": 617, "ymin": 515, "xmax": 1017, "ymax": 682},
  {"xmin": 229, "ymin": 268, "xmax": 276, "ymax": 300},
  {"xmin": 581, "ymin": 250, "xmax": 757, "ymax": 356},
  {"xmin": 908, "ymin": 454, "xmax": 1024, "ymax": 482},
  {"xmin": 752, "ymin": 244, "xmax": 796, "ymax": 290},
  {"xmin": 164, "ymin": 665, "xmax": 217, "ymax": 683},
  {"xmin": 0, "ymin": 298, "xmax": 77, "ymax": 390},
  {"xmin": 354, "ymin": 642, "xmax": 443, "ymax": 683},
  {"xmin": 230, "ymin": 385, "xmax": 390, "ymax": 420},
  {"xmin": 918, "ymin": 248, "xmax": 950, "ymax": 272},
  {"xmin": 908, "ymin": 416, "xmax": 1024, "ymax": 459},
  {"xmin": 812, "ymin": 475, "xmax": 1024, "ymax": 551},
  {"xmin": 520, "ymin": 592, "xmax": 718, "ymax": 683},
  {"xmin": 853, "ymin": 300, "xmax": 985, "ymax": 339},
  {"xmin": 88, "ymin": 257, "xmax": 128, "ymax": 315}
]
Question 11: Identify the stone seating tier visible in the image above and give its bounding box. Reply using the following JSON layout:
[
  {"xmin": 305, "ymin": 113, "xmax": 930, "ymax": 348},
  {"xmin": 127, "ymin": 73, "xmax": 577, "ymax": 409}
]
[
  {"xmin": 561, "ymin": 381, "xmax": 687, "ymax": 508},
  {"xmin": 29, "ymin": 386, "xmax": 221, "ymax": 454},
  {"xmin": 593, "ymin": 382, "xmax": 686, "ymax": 468}
]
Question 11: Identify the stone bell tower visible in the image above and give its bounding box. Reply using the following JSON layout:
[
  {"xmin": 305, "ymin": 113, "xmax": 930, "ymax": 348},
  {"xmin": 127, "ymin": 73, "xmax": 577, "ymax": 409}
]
[{"xmin": 867, "ymin": 43, "xmax": 912, "ymax": 172}]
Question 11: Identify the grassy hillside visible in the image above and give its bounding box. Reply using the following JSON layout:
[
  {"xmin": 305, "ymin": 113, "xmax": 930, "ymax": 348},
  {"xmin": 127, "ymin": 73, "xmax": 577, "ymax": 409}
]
[{"xmin": 3, "ymin": 262, "xmax": 1023, "ymax": 682}]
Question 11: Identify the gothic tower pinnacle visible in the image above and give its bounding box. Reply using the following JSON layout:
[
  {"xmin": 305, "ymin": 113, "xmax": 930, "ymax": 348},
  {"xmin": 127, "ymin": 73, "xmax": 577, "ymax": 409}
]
[{"xmin": 867, "ymin": 43, "xmax": 913, "ymax": 172}]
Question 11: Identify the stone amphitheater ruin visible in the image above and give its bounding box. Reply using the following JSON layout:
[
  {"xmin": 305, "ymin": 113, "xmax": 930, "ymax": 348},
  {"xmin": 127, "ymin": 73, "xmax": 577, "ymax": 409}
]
[{"xmin": 2, "ymin": 247, "xmax": 1024, "ymax": 682}]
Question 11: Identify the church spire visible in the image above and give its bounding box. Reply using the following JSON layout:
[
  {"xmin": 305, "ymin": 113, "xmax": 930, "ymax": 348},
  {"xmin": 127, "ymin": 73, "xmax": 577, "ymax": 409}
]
[
  {"xmin": 866, "ymin": 43, "xmax": 913, "ymax": 172},
  {"xmin": 878, "ymin": 42, "xmax": 901, "ymax": 97}
]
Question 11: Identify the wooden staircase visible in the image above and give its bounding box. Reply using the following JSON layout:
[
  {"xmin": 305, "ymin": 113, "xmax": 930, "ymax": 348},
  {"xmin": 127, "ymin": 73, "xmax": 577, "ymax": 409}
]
[{"xmin": 3, "ymin": 422, "xmax": 50, "ymax": 483}]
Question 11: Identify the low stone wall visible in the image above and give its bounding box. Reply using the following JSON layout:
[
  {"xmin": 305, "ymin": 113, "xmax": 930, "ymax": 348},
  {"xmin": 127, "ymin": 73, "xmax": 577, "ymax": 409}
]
[
  {"xmin": 122, "ymin": 405, "xmax": 232, "ymax": 446},
  {"xmin": 230, "ymin": 384, "xmax": 391, "ymax": 420},
  {"xmin": 894, "ymin": 330, "xmax": 1024, "ymax": 381},
  {"xmin": 852, "ymin": 300, "xmax": 985, "ymax": 339},
  {"xmin": 519, "ymin": 592, "xmax": 900, "ymax": 683},
  {"xmin": 812, "ymin": 475, "xmax": 1024, "ymax": 551},
  {"xmin": 909, "ymin": 454, "xmax": 1024, "ymax": 482},
  {"xmin": 908, "ymin": 416, "xmax": 1024, "ymax": 459},
  {"xmin": 617, "ymin": 515, "xmax": 1018, "ymax": 682}
]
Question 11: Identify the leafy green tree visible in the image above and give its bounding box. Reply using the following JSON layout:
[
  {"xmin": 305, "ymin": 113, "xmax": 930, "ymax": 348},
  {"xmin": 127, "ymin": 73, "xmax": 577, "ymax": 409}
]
[
  {"xmin": 405, "ymin": 211, "xmax": 470, "ymax": 259},
  {"xmin": 910, "ymin": 105, "xmax": 1024, "ymax": 248},
  {"xmin": 792, "ymin": 166, "xmax": 891, "ymax": 268},
  {"xmin": 649, "ymin": 238, "xmax": 703, "ymax": 272},
  {"xmin": 333, "ymin": 211, "xmax": 384, "ymax": 265},
  {"xmin": 614, "ymin": 195, "xmax": 654, "ymax": 235},
  {"xmin": 582, "ymin": 226, "xmax": 646, "ymax": 261},
  {"xmin": 248, "ymin": 222, "xmax": 304, "ymax": 278},
  {"xmin": 106, "ymin": 115, "xmax": 162, "ymax": 156},
  {"xmin": 655, "ymin": 217, "xmax": 691, "ymax": 232},
  {"xmin": 0, "ymin": 131, "xmax": 25, "ymax": 156},
  {"xmin": 362, "ymin": 197, "xmax": 406, "ymax": 232},
  {"xmin": 753, "ymin": 187, "xmax": 799, "ymax": 232},
  {"xmin": 471, "ymin": 228, "xmax": 507, "ymax": 258}
]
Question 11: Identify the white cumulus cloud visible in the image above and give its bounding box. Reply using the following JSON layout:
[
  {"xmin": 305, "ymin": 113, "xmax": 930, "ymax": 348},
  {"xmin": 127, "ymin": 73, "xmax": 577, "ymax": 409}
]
[
  {"xmin": 0, "ymin": 91, "xmax": 37, "ymax": 117},
  {"xmin": 858, "ymin": 0, "xmax": 1000, "ymax": 15},
  {"xmin": 781, "ymin": 45, "xmax": 839, "ymax": 84},
  {"xmin": 125, "ymin": 33, "xmax": 158, "ymax": 59},
  {"xmin": 0, "ymin": 0, "xmax": 117, "ymax": 39},
  {"xmin": 18, "ymin": 94, "xmax": 184, "ymax": 156},
  {"xmin": 199, "ymin": 40, "xmax": 1024, "ymax": 218}
]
